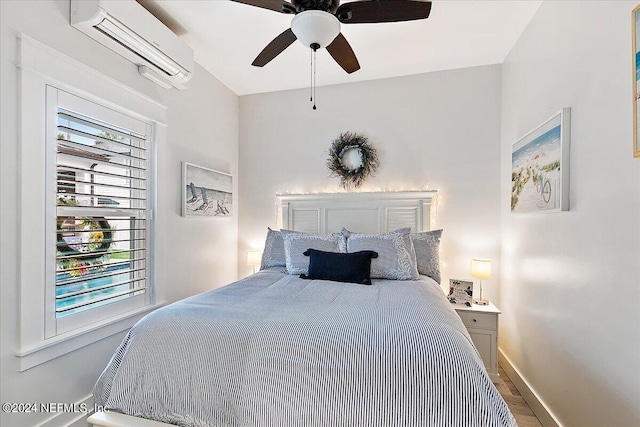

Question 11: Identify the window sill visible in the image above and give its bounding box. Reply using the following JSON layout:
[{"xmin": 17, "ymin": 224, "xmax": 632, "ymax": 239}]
[{"xmin": 16, "ymin": 302, "xmax": 166, "ymax": 372}]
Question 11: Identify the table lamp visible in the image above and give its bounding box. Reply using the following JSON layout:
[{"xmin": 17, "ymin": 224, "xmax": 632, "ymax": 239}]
[
  {"xmin": 471, "ymin": 258, "xmax": 491, "ymax": 305},
  {"xmin": 247, "ymin": 250, "xmax": 262, "ymax": 274}
]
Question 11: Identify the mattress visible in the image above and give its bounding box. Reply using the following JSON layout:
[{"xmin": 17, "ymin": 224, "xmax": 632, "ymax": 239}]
[{"xmin": 94, "ymin": 269, "xmax": 516, "ymax": 427}]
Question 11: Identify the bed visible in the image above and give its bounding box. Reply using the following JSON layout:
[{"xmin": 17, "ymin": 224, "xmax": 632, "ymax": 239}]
[{"xmin": 88, "ymin": 192, "xmax": 516, "ymax": 427}]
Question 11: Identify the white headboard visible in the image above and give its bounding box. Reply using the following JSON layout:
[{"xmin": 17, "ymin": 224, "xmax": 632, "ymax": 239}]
[{"xmin": 276, "ymin": 191, "xmax": 438, "ymax": 234}]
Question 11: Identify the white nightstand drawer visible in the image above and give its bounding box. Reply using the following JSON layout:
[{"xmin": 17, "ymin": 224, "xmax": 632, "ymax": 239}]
[{"xmin": 457, "ymin": 311, "xmax": 497, "ymax": 330}]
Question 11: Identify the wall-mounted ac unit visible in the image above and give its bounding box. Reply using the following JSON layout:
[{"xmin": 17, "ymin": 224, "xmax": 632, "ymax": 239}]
[{"xmin": 71, "ymin": 0, "xmax": 194, "ymax": 90}]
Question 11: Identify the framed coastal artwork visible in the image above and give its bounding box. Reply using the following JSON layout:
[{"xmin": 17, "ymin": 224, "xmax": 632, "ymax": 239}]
[
  {"xmin": 182, "ymin": 162, "xmax": 233, "ymax": 217},
  {"xmin": 511, "ymin": 108, "xmax": 571, "ymax": 213},
  {"xmin": 633, "ymin": 4, "xmax": 640, "ymax": 157}
]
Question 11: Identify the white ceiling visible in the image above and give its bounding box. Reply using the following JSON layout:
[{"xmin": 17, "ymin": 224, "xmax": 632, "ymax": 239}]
[{"xmin": 149, "ymin": 0, "xmax": 542, "ymax": 95}]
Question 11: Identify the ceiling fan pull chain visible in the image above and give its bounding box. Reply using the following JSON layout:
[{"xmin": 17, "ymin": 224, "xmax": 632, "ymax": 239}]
[
  {"xmin": 310, "ymin": 48, "xmax": 313, "ymax": 103},
  {"xmin": 306, "ymin": 43, "xmax": 320, "ymax": 110},
  {"xmin": 312, "ymin": 47, "xmax": 317, "ymax": 110}
]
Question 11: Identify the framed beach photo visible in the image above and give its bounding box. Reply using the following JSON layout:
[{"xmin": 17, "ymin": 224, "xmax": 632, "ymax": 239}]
[
  {"xmin": 511, "ymin": 108, "xmax": 571, "ymax": 213},
  {"xmin": 633, "ymin": 4, "xmax": 640, "ymax": 157},
  {"xmin": 182, "ymin": 162, "xmax": 233, "ymax": 217}
]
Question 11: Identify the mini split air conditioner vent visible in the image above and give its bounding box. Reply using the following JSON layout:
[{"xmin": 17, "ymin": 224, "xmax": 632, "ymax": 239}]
[
  {"xmin": 70, "ymin": 0, "xmax": 194, "ymax": 90},
  {"xmin": 94, "ymin": 23, "xmax": 171, "ymax": 76}
]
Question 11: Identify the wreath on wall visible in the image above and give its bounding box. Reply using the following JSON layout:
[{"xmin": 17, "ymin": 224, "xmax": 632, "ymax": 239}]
[
  {"xmin": 327, "ymin": 132, "xmax": 379, "ymax": 190},
  {"xmin": 56, "ymin": 217, "xmax": 113, "ymax": 258}
]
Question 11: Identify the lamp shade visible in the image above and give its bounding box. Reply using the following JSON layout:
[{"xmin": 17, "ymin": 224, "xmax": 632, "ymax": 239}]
[
  {"xmin": 247, "ymin": 250, "xmax": 262, "ymax": 267},
  {"xmin": 471, "ymin": 258, "xmax": 491, "ymax": 280},
  {"xmin": 291, "ymin": 10, "xmax": 341, "ymax": 49}
]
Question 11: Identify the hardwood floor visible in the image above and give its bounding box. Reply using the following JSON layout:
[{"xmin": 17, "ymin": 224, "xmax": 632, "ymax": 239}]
[{"xmin": 496, "ymin": 365, "xmax": 543, "ymax": 427}]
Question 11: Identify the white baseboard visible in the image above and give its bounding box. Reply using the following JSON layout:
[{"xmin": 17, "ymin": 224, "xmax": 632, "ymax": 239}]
[
  {"xmin": 498, "ymin": 349, "xmax": 563, "ymax": 427},
  {"xmin": 34, "ymin": 394, "xmax": 93, "ymax": 427},
  {"xmin": 69, "ymin": 415, "xmax": 90, "ymax": 427}
]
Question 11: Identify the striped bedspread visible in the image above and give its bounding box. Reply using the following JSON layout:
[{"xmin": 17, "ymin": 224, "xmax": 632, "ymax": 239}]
[{"xmin": 94, "ymin": 269, "xmax": 516, "ymax": 427}]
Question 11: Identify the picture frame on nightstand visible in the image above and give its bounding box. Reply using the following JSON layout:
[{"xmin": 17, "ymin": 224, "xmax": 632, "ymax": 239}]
[{"xmin": 448, "ymin": 279, "xmax": 473, "ymax": 307}]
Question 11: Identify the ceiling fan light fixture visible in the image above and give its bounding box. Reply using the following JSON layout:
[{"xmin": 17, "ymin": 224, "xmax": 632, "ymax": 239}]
[{"xmin": 291, "ymin": 10, "xmax": 341, "ymax": 49}]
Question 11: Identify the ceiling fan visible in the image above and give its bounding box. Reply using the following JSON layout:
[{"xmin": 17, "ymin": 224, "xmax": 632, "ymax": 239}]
[{"xmin": 230, "ymin": 0, "xmax": 433, "ymax": 74}]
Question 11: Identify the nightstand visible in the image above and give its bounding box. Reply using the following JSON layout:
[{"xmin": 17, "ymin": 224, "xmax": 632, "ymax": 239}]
[{"xmin": 454, "ymin": 301, "xmax": 501, "ymax": 383}]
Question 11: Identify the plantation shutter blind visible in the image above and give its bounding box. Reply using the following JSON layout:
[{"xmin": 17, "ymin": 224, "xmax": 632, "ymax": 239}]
[{"xmin": 55, "ymin": 107, "xmax": 148, "ymax": 319}]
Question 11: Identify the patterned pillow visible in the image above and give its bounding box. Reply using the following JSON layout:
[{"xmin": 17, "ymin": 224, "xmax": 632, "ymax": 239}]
[
  {"xmin": 281, "ymin": 230, "xmax": 347, "ymax": 275},
  {"xmin": 411, "ymin": 229, "xmax": 443, "ymax": 284},
  {"xmin": 344, "ymin": 228, "xmax": 419, "ymax": 280},
  {"xmin": 259, "ymin": 227, "xmax": 286, "ymax": 270}
]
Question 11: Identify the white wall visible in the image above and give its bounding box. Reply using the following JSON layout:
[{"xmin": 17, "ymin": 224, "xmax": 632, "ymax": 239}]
[
  {"xmin": 238, "ymin": 65, "xmax": 503, "ymax": 295},
  {"xmin": 500, "ymin": 1, "xmax": 640, "ymax": 426},
  {"xmin": 0, "ymin": 1, "xmax": 238, "ymax": 426}
]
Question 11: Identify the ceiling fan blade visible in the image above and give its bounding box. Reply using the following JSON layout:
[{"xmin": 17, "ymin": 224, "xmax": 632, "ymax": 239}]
[
  {"xmin": 326, "ymin": 33, "xmax": 360, "ymax": 74},
  {"xmin": 229, "ymin": 0, "xmax": 297, "ymax": 14},
  {"xmin": 336, "ymin": 0, "xmax": 432, "ymax": 24},
  {"xmin": 252, "ymin": 28, "xmax": 298, "ymax": 67}
]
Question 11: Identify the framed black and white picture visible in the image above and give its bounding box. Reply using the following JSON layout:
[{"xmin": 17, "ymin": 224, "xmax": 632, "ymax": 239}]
[{"xmin": 182, "ymin": 162, "xmax": 233, "ymax": 217}]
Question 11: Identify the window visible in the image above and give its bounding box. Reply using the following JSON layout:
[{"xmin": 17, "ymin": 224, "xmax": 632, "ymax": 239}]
[
  {"xmin": 46, "ymin": 88, "xmax": 154, "ymax": 337},
  {"xmin": 17, "ymin": 37, "xmax": 166, "ymax": 370}
]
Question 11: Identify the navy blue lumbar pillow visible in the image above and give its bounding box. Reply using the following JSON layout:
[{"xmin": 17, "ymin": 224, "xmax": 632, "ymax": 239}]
[{"xmin": 300, "ymin": 248, "xmax": 379, "ymax": 285}]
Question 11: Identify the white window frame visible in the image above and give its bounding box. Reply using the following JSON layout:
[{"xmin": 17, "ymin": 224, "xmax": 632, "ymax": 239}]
[
  {"xmin": 46, "ymin": 88, "xmax": 153, "ymax": 337},
  {"xmin": 16, "ymin": 34, "xmax": 167, "ymax": 371}
]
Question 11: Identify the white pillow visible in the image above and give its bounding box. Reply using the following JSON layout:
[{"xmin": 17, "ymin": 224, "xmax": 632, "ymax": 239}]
[
  {"xmin": 281, "ymin": 230, "xmax": 347, "ymax": 275},
  {"xmin": 411, "ymin": 229, "xmax": 443, "ymax": 284},
  {"xmin": 343, "ymin": 228, "xmax": 419, "ymax": 280},
  {"xmin": 259, "ymin": 227, "xmax": 286, "ymax": 270}
]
